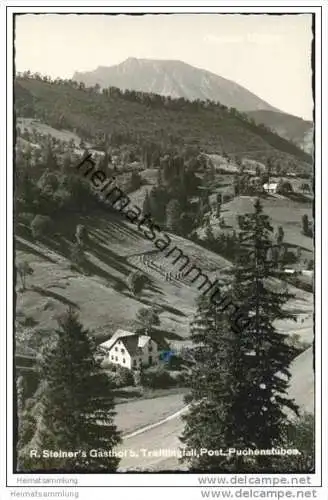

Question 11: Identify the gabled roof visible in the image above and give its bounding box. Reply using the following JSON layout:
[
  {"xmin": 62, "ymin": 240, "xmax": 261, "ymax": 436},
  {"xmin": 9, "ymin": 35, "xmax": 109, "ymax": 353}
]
[
  {"xmin": 122, "ymin": 335, "xmax": 151, "ymax": 356},
  {"xmin": 100, "ymin": 329, "xmax": 153, "ymax": 356},
  {"xmin": 138, "ymin": 335, "xmax": 151, "ymax": 348},
  {"xmin": 120, "ymin": 335, "xmax": 140, "ymax": 356},
  {"xmin": 100, "ymin": 329, "xmax": 136, "ymax": 351}
]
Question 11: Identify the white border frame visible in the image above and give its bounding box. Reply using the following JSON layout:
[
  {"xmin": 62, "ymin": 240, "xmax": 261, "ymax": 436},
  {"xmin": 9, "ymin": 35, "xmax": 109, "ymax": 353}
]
[{"xmin": 2, "ymin": 2, "xmax": 326, "ymax": 496}]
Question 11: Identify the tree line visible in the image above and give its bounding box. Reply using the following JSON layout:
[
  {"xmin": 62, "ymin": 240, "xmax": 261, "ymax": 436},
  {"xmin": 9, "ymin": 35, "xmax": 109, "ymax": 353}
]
[{"xmin": 15, "ymin": 73, "xmax": 312, "ymax": 168}]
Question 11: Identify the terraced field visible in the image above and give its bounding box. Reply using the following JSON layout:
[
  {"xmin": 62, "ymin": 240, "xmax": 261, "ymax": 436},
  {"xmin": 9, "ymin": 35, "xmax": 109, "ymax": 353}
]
[
  {"xmin": 15, "ymin": 209, "xmax": 233, "ymax": 346},
  {"xmin": 16, "ymin": 202, "xmax": 314, "ymax": 358}
]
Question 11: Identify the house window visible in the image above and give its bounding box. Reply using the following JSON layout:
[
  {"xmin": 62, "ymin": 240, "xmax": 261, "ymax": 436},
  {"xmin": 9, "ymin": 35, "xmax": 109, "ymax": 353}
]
[
  {"xmin": 139, "ymin": 358, "xmax": 142, "ymax": 364},
  {"xmin": 148, "ymin": 356, "xmax": 153, "ymax": 365},
  {"xmin": 133, "ymin": 359, "xmax": 137, "ymax": 367},
  {"xmin": 115, "ymin": 346, "xmax": 118, "ymax": 352},
  {"xmin": 111, "ymin": 355, "xmax": 114, "ymax": 360},
  {"xmin": 123, "ymin": 358, "xmax": 126, "ymax": 364},
  {"xmin": 121, "ymin": 348, "xmax": 125, "ymax": 354},
  {"xmin": 148, "ymin": 345, "xmax": 153, "ymax": 353},
  {"xmin": 115, "ymin": 356, "xmax": 118, "ymax": 361}
]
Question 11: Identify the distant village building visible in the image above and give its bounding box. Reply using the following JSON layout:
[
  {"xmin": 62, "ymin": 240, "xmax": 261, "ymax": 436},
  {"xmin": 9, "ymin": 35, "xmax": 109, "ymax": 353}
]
[
  {"xmin": 284, "ymin": 269, "xmax": 297, "ymax": 274},
  {"xmin": 111, "ymin": 155, "xmax": 120, "ymax": 166},
  {"xmin": 263, "ymin": 182, "xmax": 278, "ymax": 194},
  {"xmin": 100, "ymin": 329, "xmax": 161, "ymax": 370},
  {"xmin": 89, "ymin": 149, "xmax": 105, "ymax": 158}
]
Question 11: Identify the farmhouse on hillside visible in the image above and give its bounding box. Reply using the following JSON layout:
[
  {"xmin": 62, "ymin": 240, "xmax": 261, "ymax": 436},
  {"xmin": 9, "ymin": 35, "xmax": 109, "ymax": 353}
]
[
  {"xmin": 100, "ymin": 329, "xmax": 161, "ymax": 370},
  {"xmin": 263, "ymin": 182, "xmax": 278, "ymax": 194}
]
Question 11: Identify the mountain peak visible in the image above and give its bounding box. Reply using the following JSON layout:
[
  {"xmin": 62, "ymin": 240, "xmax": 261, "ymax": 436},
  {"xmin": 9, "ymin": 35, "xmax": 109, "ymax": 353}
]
[
  {"xmin": 123, "ymin": 56, "xmax": 139, "ymax": 64},
  {"xmin": 73, "ymin": 57, "xmax": 278, "ymax": 112}
]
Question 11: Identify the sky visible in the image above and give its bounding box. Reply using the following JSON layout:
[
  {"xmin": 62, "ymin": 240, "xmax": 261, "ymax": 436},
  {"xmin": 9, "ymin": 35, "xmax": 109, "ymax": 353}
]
[{"xmin": 15, "ymin": 13, "xmax": 313, "ymax": 120}]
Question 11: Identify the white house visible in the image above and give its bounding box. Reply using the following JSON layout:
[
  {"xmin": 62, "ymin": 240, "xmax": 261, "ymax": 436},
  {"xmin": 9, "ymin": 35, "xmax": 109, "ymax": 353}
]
[
  {"xmin": 100, "ymin": 329, "xmax": 161, "ymax": 370},
  {"xmin": 263, "ymin": 182, "xmax": 278, "ymax": 194},
  {"xmin": 284, "ymin": 268, "xmax": 297, "ymax": 275}
]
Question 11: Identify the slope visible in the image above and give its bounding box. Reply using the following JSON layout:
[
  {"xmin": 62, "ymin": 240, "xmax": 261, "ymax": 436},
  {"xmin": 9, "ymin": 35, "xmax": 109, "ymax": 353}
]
[
  {"xmin": 288, "ymin": 348, "xmax": 314, "ymax": 415},
  {"xmin": 15, "ymin": 208, "xmax": 231, "ymax": 351},
  {"xmin": 73, "ymin": 57, "xmax": 278, "ymax": 113},
  {"xmin": 15, "ymin": 76, "xmax": 311, "ymax": 168},
  {"xmin": 248, "ymin": 110, "xmax": 313, "ymax": 154}
]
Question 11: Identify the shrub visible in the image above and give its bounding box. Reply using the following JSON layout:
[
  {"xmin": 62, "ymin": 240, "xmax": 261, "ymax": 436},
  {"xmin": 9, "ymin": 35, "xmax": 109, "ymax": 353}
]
[
  {"xmin": 301, "ymin": 214, "xmax": 313, "ymax": 238},
  {"xmin": 286, "ymin": 333, "xmax": 310, "ymax": 353},
  {"xmin": 141, "ymin": 365, "xmax": 177, "ymax": 389},
  {"xmin": 237, "ymin": 214, "xmax": 245, "ymax": 229},
  {"xmin": 102, "ymin": 362, "xmax": 134, "ymax": 387},
  {"xmin": 115, "ymin": 365, "xmax": 135, "ymax": 387},
  {"xmin": 20, "ymin": 316, "xmax": 38, "ymax": 327},
  {"xmin": 20, "ymin": 212, "xmax": 35, "ymax": 225},
  {"xmin": 282, "ymin": 250, "xmax": 298, "ymax": 266},
  {"xmin": 16, "ymin": 260, "xmax": 34, "ymax": 291},
  {"xmin": 275, "ymin": 413, "xmax": 314, "ymax": 472},
  {"xmin": 172, "ymin": 369, "xmax": 190, "ymax": 385},
  {"xmin": 277, "ymin": 180, "xmax": 293, "ymax": 195},
  {"xmin": 127, "ymin": 271, "xmax": 147, "ymax": 295},
  {"xmin": 70, "ymin": 242, "xmax": 85, "ymax": 269},
  {"xmin": 75, "ymin": 224, "xmax": 88, "ymax": 246},
  {"xmin": 135, "ymin": 307, "xmax": 160, "ymax": 332},
  {"xmin": 166, "ymin": 354, "xmax": 184, "ymax": 370},
  {"xmin": 184, "ymin": 392, "xmax": 193, "ymax": 404},
  {"xmin": 30, "ymin": 214, "xmax": 53, "ymax": 239},
  {"xmin": 179, "ymin": 347, "xmax": 196, "ymax": 365},
  {"xmin": 129, "ymin": 171, "xmax": 143, "ymax": 191},
  {"xmin": 101, "ymin": 360, "xmax": 117, "ymax": 371},
  {"xmin": 222, "ymin": 193, "xmax": 234, "ymax": 203},
  {"xmin": 307, "ymin": 259, "xmax": 314, "ymax": 271}
]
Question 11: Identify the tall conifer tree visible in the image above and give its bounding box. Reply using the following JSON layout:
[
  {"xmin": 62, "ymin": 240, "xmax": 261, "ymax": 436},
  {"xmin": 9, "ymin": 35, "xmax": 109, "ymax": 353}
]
[
  {"xmin": 180, "ymin": 293, "xmax": 243, "ymax": 471},
  {"xmin": 181, "ymin": 199, "xmax": 299, "ymax": 472},
  {"xmin": 229, "ymin": 198, "xmax": 299, "ymax": 468},
  {"xmin": 18, "ymin": 308, "xmax": 121, "ymax": 472}
]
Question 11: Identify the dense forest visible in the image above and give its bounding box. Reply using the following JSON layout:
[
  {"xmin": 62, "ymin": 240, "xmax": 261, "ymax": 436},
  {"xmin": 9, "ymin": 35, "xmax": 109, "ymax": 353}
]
[{"xmin": 15, "ymin": 73, "xmax": 311, "ymax": 171}]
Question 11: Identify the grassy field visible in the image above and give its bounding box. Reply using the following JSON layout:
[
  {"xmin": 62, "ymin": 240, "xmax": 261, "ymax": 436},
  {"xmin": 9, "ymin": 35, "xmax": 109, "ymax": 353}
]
[
  {"xmin": 115, "ymin": 391, "xmax": 187, "ymax": 434},
  {"xmin": 127, "ymin": 184, "xmax": 152, "ymax": 208},
  {"xmin": 202, "ymin": 194, "xmax": 313, "ymax": 258},
  {"xmin": 16, "ymin": 205, "xmax": 313, "ymax": 357},
  {"xmin": 17, "ymin": 117, "xmax": 89, "ymax": 146},
  {"xmin": 16, "ymin": 207, "xmax": 232, "ymax": 347}
]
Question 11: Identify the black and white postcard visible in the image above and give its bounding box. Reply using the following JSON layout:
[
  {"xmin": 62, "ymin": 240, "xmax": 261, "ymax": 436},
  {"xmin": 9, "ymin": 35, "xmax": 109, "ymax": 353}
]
[{"xmin": 2, "ymin": 3, "xmax": 327, "ymax": 499}]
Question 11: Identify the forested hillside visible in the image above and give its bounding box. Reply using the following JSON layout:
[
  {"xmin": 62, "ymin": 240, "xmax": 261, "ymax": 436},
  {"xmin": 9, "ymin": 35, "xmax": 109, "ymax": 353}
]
[
  {"xmin": 247, "ymin": 110, "xmax": 313, "ymax": 153},
  {"xmin": 15, "ymin": 75, "xmax": 311, "ymax": 172}
]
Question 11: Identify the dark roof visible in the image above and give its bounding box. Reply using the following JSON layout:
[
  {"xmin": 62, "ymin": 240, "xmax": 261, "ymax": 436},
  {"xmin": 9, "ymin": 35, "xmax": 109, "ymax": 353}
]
[
  {"xmin": 121, "ymin": 335, "xmax": 141, "ymax": 356},
  {"xmin": 100, "ymin": 329, "xmax": 136, "ymax": 350},
  {"xmin": 101, "ymin": 328, "xmax": 170, "ymax": 354}
]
